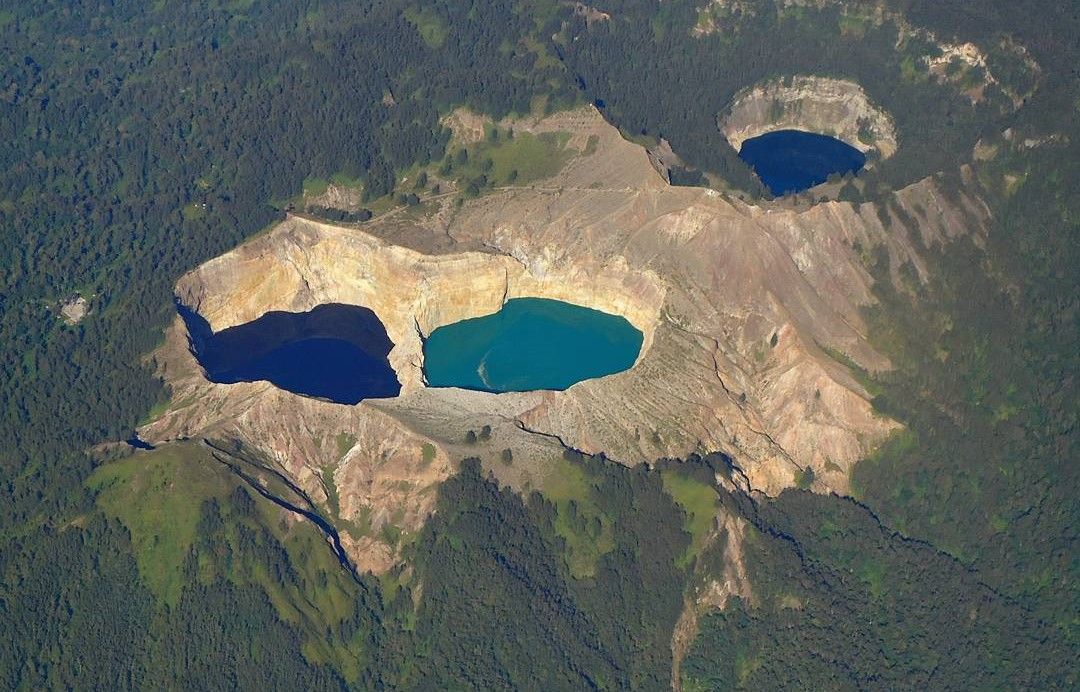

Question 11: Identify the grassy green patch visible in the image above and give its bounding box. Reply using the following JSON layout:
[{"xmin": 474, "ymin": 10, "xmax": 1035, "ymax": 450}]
[
  {"xmin": 818, "ymin": 341, "xmax": 881, "ymax": 397},
  {"xmin": 795, "ymin": 466, "xmax": 816, "ymax": 490},
  {"xmin": 838, "ymin": 13, "xmax": 870, "ymax": 38},
  {"xmin": 620, "ymin": 129, "xmax": 659, "ymax": 148},
  {"xmin": 859, "ymin": 558, "xmax": 888, "ymax": 599},
  {"xmin": 181, "ymin": 202, "xmax": 207, "ymax": 221},
  {"xmin": 445, "ymin": 129, "xmax": 573, "ymax": 192},
  {"xmin": 322, "ymin": 463, "xmax": 341, "ymax": 519},
  {"xmin": 224, "ymin": 0, "xmax": 255, "ymax": 12},
  {"xmin": 734, "ymin": 647, "xmax": 763, "ymax": 685},
  {"xmin": 661, "ymin": 471, "xmax": 718, "ymax": 568},
  {"xmin": 335, "ymin": 431, "xmax": 356, "ymax": 459},
  {"xmin": 541, "ymin": 455, "xmax": 615, "ymax": 578},
  {"xmin": 90, "ymin": 442, "xmax": 369, "ymax": 679},
  {"xmin": 520, "ymin": 34, "xmax": 559, "ymax": 69},
  {"xmin": 403, "ymin": 6, "xmax": 448, "ymax": 49},
  {"xmin": 88, "ymin": 443, "xmax": 235, "ymax": 606},
  {"xmin": 137, "ymin": 395, "xmax": 172, "ymax": 427},
  {"xmin": 329, "ymin": 171, "xmax": 363, "ymax": 188},
  {"xmin": 900, "ymin": 55, "xmax": 926, "ymax": 84},
  {"xmin": 301, "ymin": 176, "xmax": 330, "ymax": 197}
]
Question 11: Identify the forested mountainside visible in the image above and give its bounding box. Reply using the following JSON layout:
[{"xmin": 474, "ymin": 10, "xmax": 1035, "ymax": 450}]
[{"xmin": 1, "ymin": 0, "xmax": 1076, "ymax": 688}]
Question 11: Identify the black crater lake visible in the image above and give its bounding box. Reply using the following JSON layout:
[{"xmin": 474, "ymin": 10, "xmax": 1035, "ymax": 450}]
[
  {"xmin": 178, "ymin": 302, "xmax": 401, "ymax": 405},
  {"xmin": 739, "ymin": 129, "xmax": 866, "ymax": 196},
  {"xmin": 422, "ymin": 297, "xmax": 644, "ymax": 393}
]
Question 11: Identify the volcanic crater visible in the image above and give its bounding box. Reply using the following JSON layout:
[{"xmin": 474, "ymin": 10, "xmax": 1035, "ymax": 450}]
[{"xmin": 143, "ymin": 104, "xmax": 987, "ymax": 573}]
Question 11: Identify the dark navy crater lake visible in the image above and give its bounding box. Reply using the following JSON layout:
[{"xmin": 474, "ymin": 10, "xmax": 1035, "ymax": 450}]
[
  {"xmin": 422, "ymin": 297, "xmax": 643, "ymax": 393},
  {"xmin": 739, "ymin": 129, "xmax": 866, "ymax": 196},
  {"xmin": 178, "ymin": 302, "xmax": 400, "ymax": 405}
]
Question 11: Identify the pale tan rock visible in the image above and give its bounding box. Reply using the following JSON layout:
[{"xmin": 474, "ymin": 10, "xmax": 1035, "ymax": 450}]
[
  {"xmin": 305, "ymin": 183, "xmax": 364, "ymax": 212},
  {"xmin": 720, "ymin": 75, "xmax": 898, "ymax": 158},
  {"xmin": 60, "ymin": 294, "xmax": 89, "ymax": 325}
]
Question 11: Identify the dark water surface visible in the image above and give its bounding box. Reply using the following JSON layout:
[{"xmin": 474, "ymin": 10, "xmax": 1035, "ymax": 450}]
[
  {"xmin": 126, "ymin": 436, "xmax": 155, "ymax": 450},
  {"xmin": 422, "ymin": 297, "xmax": 643, "ymax": 393},
  {"xmin": 178, "ymin": 302, "xmax": 400, "ymax": 405},
  {"xmin": 739, "ymin": 129, "xmax": 866, "ymax": 195}
]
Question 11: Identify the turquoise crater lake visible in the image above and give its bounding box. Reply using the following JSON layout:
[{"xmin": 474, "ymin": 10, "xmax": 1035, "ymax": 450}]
[{"xmin": 422, "ymin": 298, "xmax": 644, "ymax": 393}]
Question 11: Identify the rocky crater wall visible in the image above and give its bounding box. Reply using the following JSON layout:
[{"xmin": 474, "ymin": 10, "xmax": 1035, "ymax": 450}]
[
  {"xmin": 175, "ymin": 217, "xmax": 666, "ymax": 395},
  {"xmin": 720, "ymin": 75, "xmax": 897, "ymax": 158},
  {"xmin": 145, "ymin": 106, "xmax": 989, "ymax": 575}
]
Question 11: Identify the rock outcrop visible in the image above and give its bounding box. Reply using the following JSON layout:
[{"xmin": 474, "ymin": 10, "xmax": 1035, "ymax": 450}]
[
  {"xmin": 59, "ymin": 294, "xmax": 89, "ymax": 325},
  {"xmin": 143, "ymin": 106, "xmax": 986, "ymax": 573},
  {"xmin": 720, "ymin": 75, "xmax": 897, "ymax": 158}
]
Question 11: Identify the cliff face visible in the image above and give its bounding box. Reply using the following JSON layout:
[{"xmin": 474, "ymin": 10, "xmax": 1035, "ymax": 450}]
[
  {"xmin": 143, "ymin": 106, "xmax": 986, "ymax": 573},
  {"xmin": 175, "ymin": 219, "xmax": 666, "ymax": 397},
  {"xmin": 720, "ymin": 76, "xmax": 898, "ymax": 158}
]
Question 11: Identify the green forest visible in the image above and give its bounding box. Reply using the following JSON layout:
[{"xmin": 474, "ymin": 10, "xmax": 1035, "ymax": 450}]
[{"xmin": 1, "ymin": 0, "xmax": 1076, "ymax": 688}]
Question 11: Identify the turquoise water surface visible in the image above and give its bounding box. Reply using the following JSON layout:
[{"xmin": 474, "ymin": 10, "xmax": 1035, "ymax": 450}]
[{"xmin": 422, "ymin": 297, "xmax": 643, "ymax": 393}]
